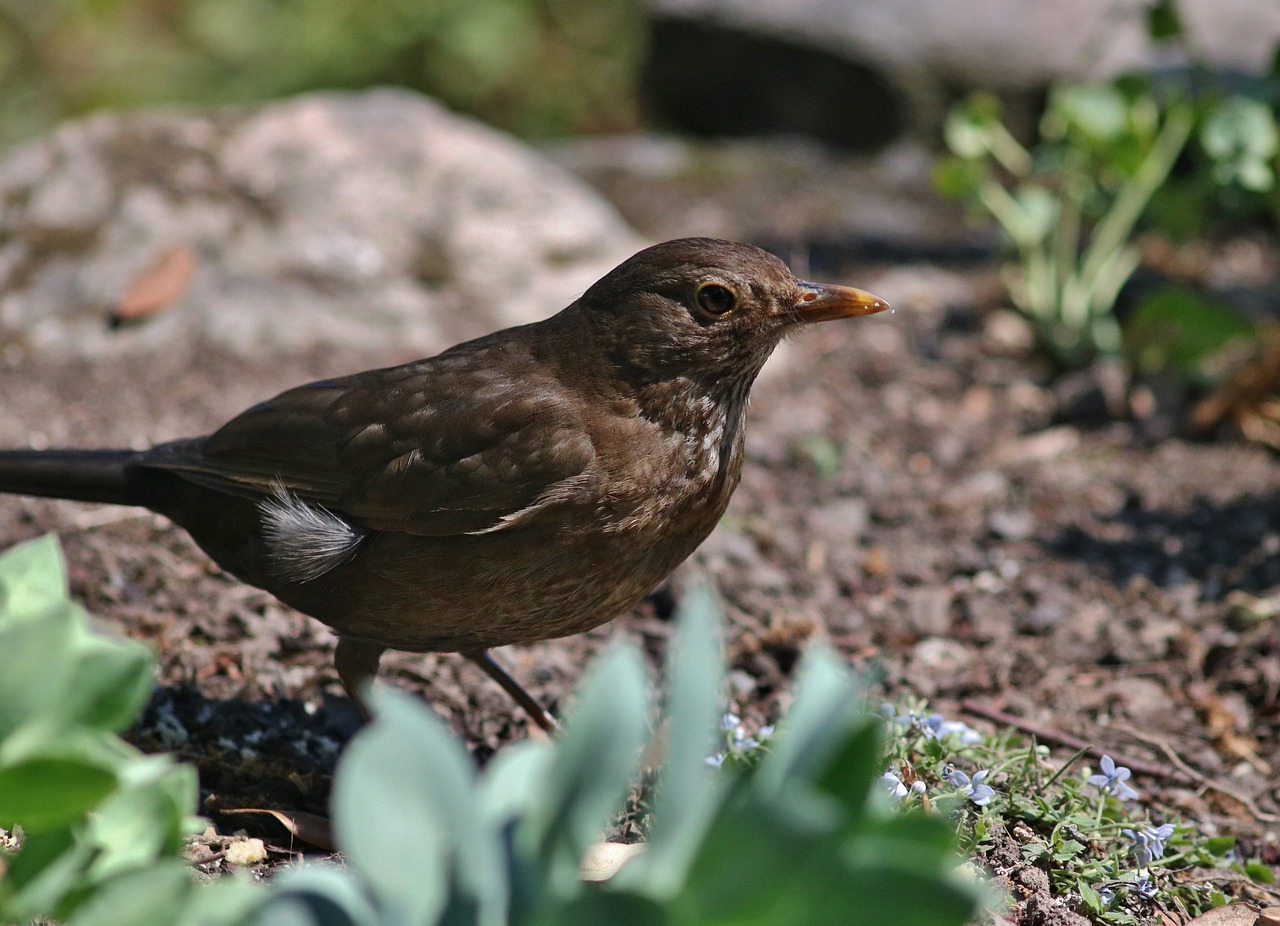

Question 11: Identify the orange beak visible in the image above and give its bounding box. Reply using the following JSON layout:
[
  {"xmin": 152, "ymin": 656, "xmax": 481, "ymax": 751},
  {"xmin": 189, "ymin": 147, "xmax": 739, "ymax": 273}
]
[{"xmin": 791, "ymin": 282, "xmax": 891, "ymax": 324}]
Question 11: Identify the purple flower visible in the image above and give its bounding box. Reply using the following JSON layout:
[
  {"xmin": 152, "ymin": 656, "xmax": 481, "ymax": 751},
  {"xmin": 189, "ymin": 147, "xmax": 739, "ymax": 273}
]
[
  {"xmin": 921, "ymin": 713, "xmax": 983, "ymax": 744},
  {"xmin": 946, "ymin": 768, "xmax": 996, "ymax": 806},
  {"xmin": 1088, "ymin": 755, "xmax": 1139, "ymax": 801},
  {"xmin": 1122, "ymin": 824, "xmax": 1175, "ymax": 869},
  {"xmin": 880, "ymin": 769, "xmax": 909, "ymax": 800}
]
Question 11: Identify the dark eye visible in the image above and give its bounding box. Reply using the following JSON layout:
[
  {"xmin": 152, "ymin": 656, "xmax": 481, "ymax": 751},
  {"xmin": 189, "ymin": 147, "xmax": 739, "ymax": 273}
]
[{"xmin": 696, "ymin": 283, "xmax": 737, "ymax": 315}]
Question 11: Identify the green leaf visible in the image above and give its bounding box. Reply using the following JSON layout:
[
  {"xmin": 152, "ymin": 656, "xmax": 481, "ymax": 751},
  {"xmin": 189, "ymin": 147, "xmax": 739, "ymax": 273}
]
[
  {"xmin": 1204, "ymin": 835, "xmax": 1236, "ymax": 856},
  {"xmin": 638, "ymin": 583, "xmax": 727, "ymax": 894},
  {"xmin": 1202, "ymin": 97, "xmax": 1280, "ymax": 192},
  {"xmin": 672, "ymin": 801, "xmax": 978, "ymax": 926},
  {"xmin": 0, "ymin": 602, "xmax": 77, "ymax": 736},
  {"xmin": 84, "ymin": 759, "xmax": 199, "ymax": 880},
  {"xmin": 757, "ymin": 646, "xmax": 862, "ymax": 796},
  {"xmin": 812, "ymin": 721, "xmax": 881, "ymax": 824},
  {"xmin": 0, "ymin": 828, "xmax": 91, "ymax": 920},
  {"xmin": 64, "ymin": 861, "xmax": 193, "ymax": 926},
  {"xmin": 0, "ymin": 534, "xmax": 69, "ymax": 623},
  {"xmin": 1245, "ymin": 860, "xmax": 1275, "ymax": 883},
  {"xmin": 57, "ymin": 632, "xmax": 155, "ymax": 732},
  {"xmin": 1077, "ymin": 878, "xmax": 1104, "ymax": 913},
  {"xmin": 1123, "ymin": 287, "xmax": 1258, "ymax": 381},
  {"xmin": 1011, "ymin": 184, "xmax": 1059, "ymax": 245},
  {"xmin": 1145, "ymin": 0, "xmax": 1184, "ymax": 41},
  {"xmin": 333, "ymin": 686, "xmax": 499, "ymax": 926},
  {"xmin": 480, "ymin": 737, "xmax": 555, "ymax": 827},
  {"xmin": 252, "ymin": 866, "xmax": 377, "ymax": 926},
  {"xmin": 176, "ymin": 873, "xmax": 264, "ymax": 926},
  {"xmin": 1052, "ymin": 84, "xmax": 1130, "ymax": 145},
  {"xmin": 931, "ymin": 156, "xmax": 987, "ymax": 201},
  {"xmin": 518, "ymin": 643, "xmax": 649, "ymax": 897},
  {"xmin": 943, "ymin": 99, "xmax": 999, "ymax": 160},
  {"xmin": 558, "ymin": 889, "xmax": 674, "ymax": 926},
  {"xmin": 0, "ymin": 757, "xmax": 117, "ymax": 831}
]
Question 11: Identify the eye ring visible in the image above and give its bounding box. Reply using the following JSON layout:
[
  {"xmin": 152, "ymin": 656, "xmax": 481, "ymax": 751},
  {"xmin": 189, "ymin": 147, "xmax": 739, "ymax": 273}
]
[{"xmin": 695, "ymin": 283, "xmax": 737, "ymax": 316}]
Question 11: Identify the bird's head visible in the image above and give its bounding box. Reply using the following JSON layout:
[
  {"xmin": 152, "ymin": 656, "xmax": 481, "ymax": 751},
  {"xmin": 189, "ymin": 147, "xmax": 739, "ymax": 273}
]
[{"xmin": 574, "ymin": 238, "xmax": 889, "ymax": 389}]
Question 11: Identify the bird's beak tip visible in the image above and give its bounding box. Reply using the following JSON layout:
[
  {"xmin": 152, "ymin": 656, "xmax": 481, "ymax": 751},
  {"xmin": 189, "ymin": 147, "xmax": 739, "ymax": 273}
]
[{"xmin": 793, "ymin": 282, "xmax": 891, "ymax": 323}]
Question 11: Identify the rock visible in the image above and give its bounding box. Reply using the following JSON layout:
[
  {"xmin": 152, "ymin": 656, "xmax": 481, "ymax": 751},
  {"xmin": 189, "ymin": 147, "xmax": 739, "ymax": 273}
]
[
  {"xmin": 0, "ymin": 88, "xmax": 643, "ymax": 360},
  {"xmin": 645, "ymin": 0, "xmax": 1280, "ymax": 145},
  {"xmin": 642, "ymin": 15, "xmax": 906, "ymax": 150},
  {"xmin": 653, "ymin": 0, "xmax": 1280, "ymax": 85}
]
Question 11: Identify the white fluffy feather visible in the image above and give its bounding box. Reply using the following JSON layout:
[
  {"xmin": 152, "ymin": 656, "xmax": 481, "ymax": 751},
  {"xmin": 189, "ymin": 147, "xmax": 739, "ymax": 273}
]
[{"xmin": 259, "ymin": 486, "xmax": 365, "ymax": 582}]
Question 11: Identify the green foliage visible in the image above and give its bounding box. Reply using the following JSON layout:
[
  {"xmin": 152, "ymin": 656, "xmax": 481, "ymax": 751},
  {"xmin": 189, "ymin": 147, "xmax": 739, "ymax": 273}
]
[
  {"xmin": 1123, "ymin": 287, "xmax": 1259, "ymax": 382},
  {"xmin": 1140, "ymin": 2, "xmax": 1280, "ymax": 233},
  {"xmin": 879, "ymin": 701, "xmax": 1275, "ymax": 923},
  {"xmin": 0, "ymin": 535, "xmax": 258, "ymax": 925},
  {"xmin": 936, "ymin": 85, "xmax": 1194, "ymax": 370},
  {"xmin": 0, "ymin": 0, "xmax": 644, "ymax": 148},
  {"xmin": 258, "ymin": 586, "xmax": 985, "ymax": 926},
  {"xmin": 936, "ymin": 5, "xmax": 1280, "ymax": 374},
  {"xmin": 0, "ymin": 535, "xmax": 982, "ymax": 925}
]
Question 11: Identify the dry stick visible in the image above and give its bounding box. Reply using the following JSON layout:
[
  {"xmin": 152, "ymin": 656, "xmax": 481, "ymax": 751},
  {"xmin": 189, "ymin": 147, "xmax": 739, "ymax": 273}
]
[
  {"xmin": 959, "ymin": 699, "xmax": 1195, "ymax": 786},
  {"xmin": 1115, "ymin": 723, "xmax": 1280, "ymax": 825}
]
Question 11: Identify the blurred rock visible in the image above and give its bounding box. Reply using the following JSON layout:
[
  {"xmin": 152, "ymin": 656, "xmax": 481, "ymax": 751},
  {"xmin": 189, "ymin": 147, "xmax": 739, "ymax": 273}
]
[
  {"xmin": 642, "ymin": 15, "xmax": 906, "ymax": 150},
  {"xmin": 0, "ymin": 88, "xmax": 643, "ymax": 360},
  {"xmin": 646, "ymin": 0, "xmax": 1280, "ymax": 145}
]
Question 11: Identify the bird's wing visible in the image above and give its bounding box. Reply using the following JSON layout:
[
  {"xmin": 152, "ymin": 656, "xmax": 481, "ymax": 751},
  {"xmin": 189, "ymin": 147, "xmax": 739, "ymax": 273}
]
[{"xmin": 149, "ymin": 350, "xmax": 598, "ymax": 537}]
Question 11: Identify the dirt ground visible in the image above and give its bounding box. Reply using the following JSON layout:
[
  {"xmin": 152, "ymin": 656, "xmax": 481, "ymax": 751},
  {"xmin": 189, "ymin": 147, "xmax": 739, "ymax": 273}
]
[{"xmin": 1, "ymin": 140, "xmax": 1277, "ymax": 923}]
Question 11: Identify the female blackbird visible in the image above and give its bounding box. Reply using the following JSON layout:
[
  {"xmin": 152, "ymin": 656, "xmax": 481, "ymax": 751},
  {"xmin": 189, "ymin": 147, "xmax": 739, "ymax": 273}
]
[{"xmin": 0, "ymin": 238, "xmax": 888, "ymax": 728}]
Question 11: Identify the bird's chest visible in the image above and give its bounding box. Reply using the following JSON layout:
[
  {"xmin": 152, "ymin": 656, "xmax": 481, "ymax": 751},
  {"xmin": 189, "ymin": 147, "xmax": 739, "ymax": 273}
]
[{"xmin": 598, "ymin": 400, "xmax": 744, "ymax": 548}]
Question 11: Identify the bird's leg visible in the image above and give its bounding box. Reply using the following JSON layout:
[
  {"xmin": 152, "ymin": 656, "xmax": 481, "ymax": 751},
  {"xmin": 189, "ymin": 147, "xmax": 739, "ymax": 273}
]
[
  {"xmin": 334, "ymin": 636, "xmax": 386, "ymax": 720},
  {"xmin": 462, "ymin": 649, "xmax": 558, "ymax": 732}
]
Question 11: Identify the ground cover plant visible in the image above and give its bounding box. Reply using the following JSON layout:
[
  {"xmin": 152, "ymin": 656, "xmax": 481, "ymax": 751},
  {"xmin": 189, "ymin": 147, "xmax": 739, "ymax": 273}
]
[{"xmin": 0, "ymin": 537, "xmax": 985, "ymax": 926}]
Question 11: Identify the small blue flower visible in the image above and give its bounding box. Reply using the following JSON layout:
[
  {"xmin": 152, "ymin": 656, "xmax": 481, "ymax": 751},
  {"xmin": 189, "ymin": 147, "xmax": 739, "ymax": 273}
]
[
  {"xmin": 1132, "ymin": 872, "xmax": 1158, "ymax": 901},
  {"xmin": 880, "ymin": 768, "xmax": 908, "ymax": 800},
  {"xmin": 1088, "ymin": 755, "xmax": 1139, "ymax": 801},
  {"xmin": 720, "ymin": 712, "xmax": 764, "ymax": 751},
  {"xmin": 878, "ymin": 703, "xmax": 913, "ymax": 732},
  {"xmin": 1122, "ymin": 824, "xmax": 1175, "ymax": 869},
  {"xmin": 946, "ymin": 768, "xmax": 996, "ymax": 806},
  {"xmin": 705, "ymin": 752, "xmax": 725, "ymax": 769},
  {"xmin": 921, "ymin": 713, "xmax": 983, "ymax": 744}
]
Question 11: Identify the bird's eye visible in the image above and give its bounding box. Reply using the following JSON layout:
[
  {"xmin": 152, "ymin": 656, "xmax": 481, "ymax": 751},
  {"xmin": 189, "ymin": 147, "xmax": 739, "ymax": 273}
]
[{"xmin": 695, "ymin": 283, "xmax": 737, "ymax": 316}]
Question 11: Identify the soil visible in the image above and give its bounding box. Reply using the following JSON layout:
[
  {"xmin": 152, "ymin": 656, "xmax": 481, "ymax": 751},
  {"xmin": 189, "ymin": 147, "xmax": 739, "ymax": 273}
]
[{"xmin": 1, "ymin": 137, "xmax": 1277, "ymax": 924}]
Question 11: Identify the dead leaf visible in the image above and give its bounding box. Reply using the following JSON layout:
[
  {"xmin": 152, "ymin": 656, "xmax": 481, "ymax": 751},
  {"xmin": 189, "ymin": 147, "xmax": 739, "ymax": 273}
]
[
  {"xmin": 1181, "ymin": 902, "xmax": 1261, "ymax": 925},
  {"xmin": 221, "ymin": 808, "xmax": 335, "ymax": 851},
  {"xmin": 579, "ymin": 842, "xmax": 645, "ymax": 882},
  {"xmin": 113, "ymin": 244, "xmax": 196, "ymax": 325},
  {"xmin": 1190, "ymin": 322, "xmax": 1280, "ymax": 447}
]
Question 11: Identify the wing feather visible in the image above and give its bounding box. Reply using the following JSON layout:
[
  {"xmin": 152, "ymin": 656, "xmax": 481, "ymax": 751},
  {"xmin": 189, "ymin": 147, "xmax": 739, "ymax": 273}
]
[{"xmin": 148, "ymin": 342, "xmax": 597, "ymax": 537}]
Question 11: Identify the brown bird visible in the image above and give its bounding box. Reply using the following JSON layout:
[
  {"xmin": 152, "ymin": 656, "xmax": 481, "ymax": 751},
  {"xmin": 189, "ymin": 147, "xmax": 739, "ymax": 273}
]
[{"xmin": 0, "ymin": 238, "xmax": 888, "ymax": 729}]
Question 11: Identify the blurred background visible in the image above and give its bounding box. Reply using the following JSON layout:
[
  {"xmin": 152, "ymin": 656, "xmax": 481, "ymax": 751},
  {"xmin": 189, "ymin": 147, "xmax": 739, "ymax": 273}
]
[
  {"xmin": 5, "ymin": 0, "xmax": 1280, "ymax": 429},
  {"xmin": 3, "ymin": 0, "xmax": 1278, "ymax": 150},
  {"xmin": 1, "ymin": 0, "xmax": 646, "ymax": 148}
]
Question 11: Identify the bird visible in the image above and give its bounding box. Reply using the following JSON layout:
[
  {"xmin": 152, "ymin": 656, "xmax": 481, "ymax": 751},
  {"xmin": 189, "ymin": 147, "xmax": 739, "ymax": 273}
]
[{"xmin": 0, "ymin": 237, "xmax": 888, "ymax": 729}]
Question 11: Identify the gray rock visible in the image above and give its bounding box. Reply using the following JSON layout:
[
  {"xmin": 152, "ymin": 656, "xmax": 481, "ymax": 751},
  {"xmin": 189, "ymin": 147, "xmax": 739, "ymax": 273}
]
[
  {"xmin": 0, "ymin": 88, "xmax": 643, "ymax": 360},
  {"xmin": 646, "ymin": 0, "xmax": 1280, "ymax": 145},
  {"xmin": 653, "ymin": 0, "xmax": 1280, "ymax": 86}
]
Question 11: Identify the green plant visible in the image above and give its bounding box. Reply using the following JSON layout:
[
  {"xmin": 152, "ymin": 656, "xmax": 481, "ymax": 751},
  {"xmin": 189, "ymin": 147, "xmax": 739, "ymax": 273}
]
[
  {"xmin": 255, "ymin": 585, "xmax": 986, "ymax": 926},
  {"xmin": 1141, "ymin": 0, "xmax": 1280, "ymax": 234},
  {"xmin": 0, "ymin": 535, "xmax": 258, "ymax": 925},
  {"xmin": 936, "ymin": 85, "xmax": 1194, "ymax": 370},
  {"xmin": 936, "ymin": 0, "xmax": 1280, "ymax": 379},
  {"xmin": 877, "ymin": 700, "xmax": 1277, "ymax": 923},
  {"xmin": 0, "ymin": 0, "xmax": 644, "ymax": 149}
]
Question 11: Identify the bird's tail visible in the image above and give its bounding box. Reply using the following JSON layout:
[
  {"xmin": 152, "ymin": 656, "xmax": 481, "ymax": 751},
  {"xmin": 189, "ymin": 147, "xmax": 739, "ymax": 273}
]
[{"xmin": 0, "ymin": 449, "xmax": 144, "ymax": 506}]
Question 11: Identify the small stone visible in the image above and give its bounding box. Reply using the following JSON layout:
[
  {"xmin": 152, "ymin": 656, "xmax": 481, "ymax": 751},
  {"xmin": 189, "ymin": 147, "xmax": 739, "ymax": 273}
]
[{"xmin": 225, "ymin": 837, "xmax": 267, "ymax": 866}]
